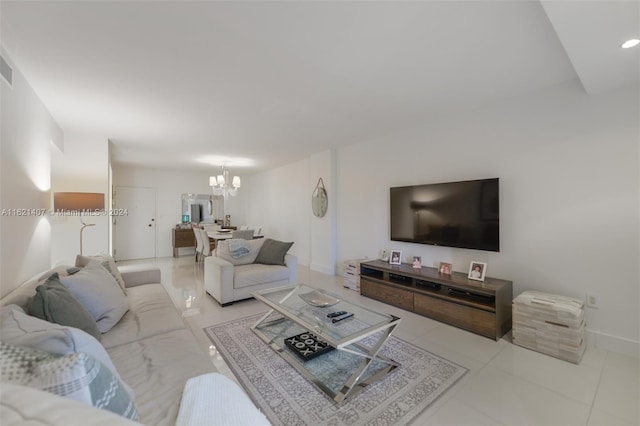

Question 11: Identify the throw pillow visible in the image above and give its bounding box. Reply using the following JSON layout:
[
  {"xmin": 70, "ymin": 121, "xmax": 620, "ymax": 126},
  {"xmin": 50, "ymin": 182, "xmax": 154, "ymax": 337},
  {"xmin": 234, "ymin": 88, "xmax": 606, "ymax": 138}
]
[
  {"xmin": 227, "ymin": 239, "xmax": 251, "ymax": 259},
  {"xmin": 0, "ymin": 304, "xmax": 134, "ymax": 399},
  {"xmin": 76, "ymin": 254, "xmax": 127, "ymax": 295},
  {"xmin": 60, "ymin": 261, "xmax": 130, "ymax": 333},
  {"xmin": 36, "ymin": 265, "xmax": 77, "ymax": 282},
  {"xmin": 254, "ymin": 238, "xmax": 294, "ymax": 266},
  {"xmin": 216, "ymin": 238, "xmax": 265, "ymax": 266},
  {"xmin": 0, "ymin": 342, "xmax": 139, "ymax": 421},
  {"xmin": 27, "ymin": 274, "xmax": 101, "ymax": 341}
]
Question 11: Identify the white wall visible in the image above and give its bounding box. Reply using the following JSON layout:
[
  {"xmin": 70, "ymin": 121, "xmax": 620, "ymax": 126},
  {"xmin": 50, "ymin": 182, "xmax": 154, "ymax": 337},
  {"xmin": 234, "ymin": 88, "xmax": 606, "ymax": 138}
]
[
  {"xmin": 50, "ymin": 131, "xmax": 109, "ymax": 265},
  {"xmin": 112, "ymin": 166, "xmax": 246, "ymax": 258},
  {"xmin": 244, "ymin": 159, "xmax": 310, "ymax": 266},
  {"xmin": 335, "ymin": 80, "xmax": 639, "ymax": 353},
  {"xmin": 245, "ymin": 80, "xmax": 638, "ymax": 354},
  {"xmin": 0, "ymin": 50, "xmax": 63, "ymax": 297},
  {"xmin": 309, "ymin": 150, "xmax": 337, "ymax": 275}
]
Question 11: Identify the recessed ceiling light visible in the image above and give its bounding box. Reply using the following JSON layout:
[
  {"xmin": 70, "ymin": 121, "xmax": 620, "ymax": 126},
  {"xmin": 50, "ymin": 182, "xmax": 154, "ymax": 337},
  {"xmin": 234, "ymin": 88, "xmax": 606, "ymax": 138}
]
[{"xmin": 621, "ymin": 38, "xmax": 640, "ymax": 49}]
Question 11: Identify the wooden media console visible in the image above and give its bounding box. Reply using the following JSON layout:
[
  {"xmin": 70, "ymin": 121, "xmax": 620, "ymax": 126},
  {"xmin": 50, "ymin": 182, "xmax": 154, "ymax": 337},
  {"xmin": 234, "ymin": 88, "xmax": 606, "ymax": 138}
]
[{"xmin": 360, "ymin": 259, "xmax": 512, "ymax": 340}]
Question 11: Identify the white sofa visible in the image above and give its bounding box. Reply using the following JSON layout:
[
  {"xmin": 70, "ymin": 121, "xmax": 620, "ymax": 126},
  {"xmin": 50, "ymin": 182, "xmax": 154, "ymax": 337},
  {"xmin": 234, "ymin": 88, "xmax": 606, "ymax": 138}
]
[
  {"xmin": 0, "ymin": 258, "xmax": 269, "ymax": 425},
  {"xmin": 205, "ymin": 238, "xmax": 297, "ymax": 305}
]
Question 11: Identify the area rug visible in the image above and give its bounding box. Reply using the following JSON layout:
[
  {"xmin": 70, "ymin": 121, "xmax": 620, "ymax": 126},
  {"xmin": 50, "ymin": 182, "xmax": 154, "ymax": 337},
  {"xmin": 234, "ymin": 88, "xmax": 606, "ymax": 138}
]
[{"xmin": 204, "ymin": 313, "xmax": 467, "ymax": 426}]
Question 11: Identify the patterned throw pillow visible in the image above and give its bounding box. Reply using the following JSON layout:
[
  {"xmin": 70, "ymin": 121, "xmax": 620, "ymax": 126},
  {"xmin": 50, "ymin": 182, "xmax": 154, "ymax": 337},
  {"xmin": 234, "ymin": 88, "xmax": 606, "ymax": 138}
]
[{"xmin": 0, "ymin": 342, "xmax": 139, "ymax": 421}]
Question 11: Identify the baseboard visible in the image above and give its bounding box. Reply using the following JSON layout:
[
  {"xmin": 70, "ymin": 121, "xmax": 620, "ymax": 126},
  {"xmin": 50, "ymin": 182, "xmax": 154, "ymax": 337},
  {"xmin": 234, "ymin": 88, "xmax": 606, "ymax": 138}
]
[
  {"xmin": 310, "ymin": 263, "xmax": 335, "ymax": 275},
  {"xmin": 586, "ymin": 328, "xmax": 640, "ymax": 358}
]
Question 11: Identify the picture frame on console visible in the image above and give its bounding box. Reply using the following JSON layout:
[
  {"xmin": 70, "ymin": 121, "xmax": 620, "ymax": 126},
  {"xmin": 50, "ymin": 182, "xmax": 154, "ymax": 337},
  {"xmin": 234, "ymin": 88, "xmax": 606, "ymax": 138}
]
[
  {"xmin": 439, "ymin": 262, "xmax": 452, "ymax": 275},
  {"xmin": 412, "ymin": 256, "xmax": 422, "ymax": 269},
  {"xmin": 389, "ymin": 250, "xmax": 402, "ymax": 265},
  {"xmin": 468, "ymin": 261, "xmax": 487, "ymax": 281}
]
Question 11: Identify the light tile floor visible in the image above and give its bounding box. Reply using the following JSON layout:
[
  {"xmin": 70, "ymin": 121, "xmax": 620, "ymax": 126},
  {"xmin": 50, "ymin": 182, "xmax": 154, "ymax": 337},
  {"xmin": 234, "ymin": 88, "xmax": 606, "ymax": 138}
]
[{"xmin": 119, "ymin": 256, "xmax": 639, "ymax": 426}]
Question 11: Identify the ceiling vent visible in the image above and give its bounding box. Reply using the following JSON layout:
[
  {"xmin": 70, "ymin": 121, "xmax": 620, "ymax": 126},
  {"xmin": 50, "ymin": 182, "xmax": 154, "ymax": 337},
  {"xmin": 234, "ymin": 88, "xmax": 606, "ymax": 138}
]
[{"xmin": 0, "ymin": 55, "xmax": 13, "ymax": 88}]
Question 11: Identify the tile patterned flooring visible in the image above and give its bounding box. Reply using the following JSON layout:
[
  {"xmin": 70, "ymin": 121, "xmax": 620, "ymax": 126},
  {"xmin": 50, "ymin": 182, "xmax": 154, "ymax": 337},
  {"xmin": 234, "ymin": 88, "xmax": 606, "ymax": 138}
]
[{"xmin": 120, "ymin": 256, "xmax": 639, "ymax": 426}]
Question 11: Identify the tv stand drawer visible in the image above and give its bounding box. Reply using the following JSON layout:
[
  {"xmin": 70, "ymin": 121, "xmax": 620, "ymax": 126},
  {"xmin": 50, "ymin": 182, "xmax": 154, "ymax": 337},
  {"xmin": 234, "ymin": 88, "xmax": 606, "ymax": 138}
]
[
  {"xmin": 414, "ymin": 294, "xmax": 496, "ymax": 339},
  {"xmin": 361, "ymin": 278, "xmax": 413, "ymax": 311}
]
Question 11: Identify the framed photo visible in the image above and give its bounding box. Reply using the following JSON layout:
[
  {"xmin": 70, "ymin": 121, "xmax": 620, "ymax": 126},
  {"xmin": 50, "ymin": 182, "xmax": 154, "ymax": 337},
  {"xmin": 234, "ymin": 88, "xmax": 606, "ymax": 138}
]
[
  {"xmin": 412, "ymin": 256, "xmax": 422, "ymax": 269},
  {"xmin": 439, "ymin": 262, "xmax": 452, "ymax": 275},
  {"xmin": 389, "ymin": 250, "xmax": 402, "ymax": 265},
  {"xmin": 381, "ymin": 249, "xmax": 389, "ymax": 262},
  {"xmin": 468, "ymin": 261, "xmax": 487, "ymax": 281}
]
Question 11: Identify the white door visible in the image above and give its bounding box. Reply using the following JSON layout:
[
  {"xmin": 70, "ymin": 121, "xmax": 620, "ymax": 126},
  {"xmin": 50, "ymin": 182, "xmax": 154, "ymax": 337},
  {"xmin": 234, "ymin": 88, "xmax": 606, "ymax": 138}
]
[{"xmin": 114, "ymin": 186, "xmax": 156, "ymax": 261}]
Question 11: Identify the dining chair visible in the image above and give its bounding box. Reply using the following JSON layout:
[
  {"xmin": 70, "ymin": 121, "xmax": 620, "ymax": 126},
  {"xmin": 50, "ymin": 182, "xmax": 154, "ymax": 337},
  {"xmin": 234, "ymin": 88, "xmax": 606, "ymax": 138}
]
[
  {"xmin": 202, "ymin": 223, "xmax": 221, "ymax": 233},
  {"xmin": 193, "ymin": 228, "xmax": 204, "ymax": 262},
  {"xmin": 231, "ymin": 229, "xmax": 254, "ymax": 240},
  {"xmin": 199, "ymin": 228, "xmax": 212, "ymax": 258},
  {"xmin": 239, "ymin": 225, "xmax": 262, "ymax": 236}
]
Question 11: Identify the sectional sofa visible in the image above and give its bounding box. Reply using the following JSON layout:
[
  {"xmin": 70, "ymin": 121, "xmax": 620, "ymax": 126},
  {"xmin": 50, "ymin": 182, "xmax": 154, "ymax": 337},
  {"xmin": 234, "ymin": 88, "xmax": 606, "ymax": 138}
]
[{"xmin": 0, "ymin": 256, "xmax": 269, "ymax": 425}]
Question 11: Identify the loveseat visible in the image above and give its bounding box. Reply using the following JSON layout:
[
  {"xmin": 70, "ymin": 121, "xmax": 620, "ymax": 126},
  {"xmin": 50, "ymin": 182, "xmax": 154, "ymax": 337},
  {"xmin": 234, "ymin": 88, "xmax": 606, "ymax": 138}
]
[
  {"xmin": 0, "ymin": 255, "xmax": 269, "ymax": 425},
  {"xmin": 204, "ymin": 238, "xmax": 297, "ymax": 305}
]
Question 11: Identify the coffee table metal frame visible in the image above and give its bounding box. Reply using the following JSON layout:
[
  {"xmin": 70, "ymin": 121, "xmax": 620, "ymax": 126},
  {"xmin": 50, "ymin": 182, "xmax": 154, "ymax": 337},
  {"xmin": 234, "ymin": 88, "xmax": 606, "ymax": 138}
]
[{"xmin": 251, "ymin": 284, "xmax": 401, "ymax": 403}]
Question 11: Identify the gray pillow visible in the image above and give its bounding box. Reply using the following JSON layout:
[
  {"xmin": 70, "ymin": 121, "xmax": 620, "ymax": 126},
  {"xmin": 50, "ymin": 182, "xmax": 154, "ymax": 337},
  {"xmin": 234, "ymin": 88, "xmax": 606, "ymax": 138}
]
[
  {"xmin": 60, "ymin": 261, "xmax": 130, "ymax": 333},
  {"xmin": 27, "ymin": 274, "xmax": 101, "ymax": 341},
  {"xmin": 254, "ymin": 238, "xmax": 294, "ymax": 266}
]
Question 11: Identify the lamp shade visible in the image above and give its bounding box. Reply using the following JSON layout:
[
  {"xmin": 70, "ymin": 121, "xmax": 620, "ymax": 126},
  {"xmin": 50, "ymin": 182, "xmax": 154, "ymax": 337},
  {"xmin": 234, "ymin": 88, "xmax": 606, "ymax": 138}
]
[{"xmin": 54, "ymin": 192, "xmax": 105, "ymax": 212}]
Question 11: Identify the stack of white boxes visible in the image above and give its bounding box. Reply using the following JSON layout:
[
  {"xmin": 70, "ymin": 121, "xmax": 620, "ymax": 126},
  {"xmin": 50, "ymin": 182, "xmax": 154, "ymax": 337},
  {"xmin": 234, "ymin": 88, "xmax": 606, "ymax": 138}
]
[
  {"xmin": 342, "ymin": 258, "xmax": 367, "ymax": 291},
  {"xmin": 512, "ymin": 290, "xmax": 586, "ymax": 364}
]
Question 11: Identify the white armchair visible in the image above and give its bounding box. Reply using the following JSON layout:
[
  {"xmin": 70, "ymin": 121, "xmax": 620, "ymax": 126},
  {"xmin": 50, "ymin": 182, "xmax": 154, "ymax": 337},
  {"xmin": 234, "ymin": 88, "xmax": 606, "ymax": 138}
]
[{"xmin": 204, "ymin": 238, "xmax": 297, "ymax": 306}]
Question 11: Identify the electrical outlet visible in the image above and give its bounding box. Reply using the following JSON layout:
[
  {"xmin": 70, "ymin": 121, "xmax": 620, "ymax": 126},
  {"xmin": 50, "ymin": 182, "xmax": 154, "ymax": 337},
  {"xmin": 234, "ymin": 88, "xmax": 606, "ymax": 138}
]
[{"xmin": 586, "ymin": 292, "xmax": 598, "ymax": 309}]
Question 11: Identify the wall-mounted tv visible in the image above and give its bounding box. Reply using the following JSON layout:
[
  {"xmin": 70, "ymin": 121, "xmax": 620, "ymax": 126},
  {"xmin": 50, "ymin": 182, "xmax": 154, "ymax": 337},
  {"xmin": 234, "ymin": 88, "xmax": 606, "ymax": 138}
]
[{"xmin": 390, "ymin": 178, "xmax": 499, "ymax": 252}]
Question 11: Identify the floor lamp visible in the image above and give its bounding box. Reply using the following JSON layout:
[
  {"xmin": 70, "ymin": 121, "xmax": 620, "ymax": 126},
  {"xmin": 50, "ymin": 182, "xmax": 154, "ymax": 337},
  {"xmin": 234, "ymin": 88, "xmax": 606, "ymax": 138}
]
[{"xmin": 53, "ymin": 192, "xmax": 105, "ymax": 255}]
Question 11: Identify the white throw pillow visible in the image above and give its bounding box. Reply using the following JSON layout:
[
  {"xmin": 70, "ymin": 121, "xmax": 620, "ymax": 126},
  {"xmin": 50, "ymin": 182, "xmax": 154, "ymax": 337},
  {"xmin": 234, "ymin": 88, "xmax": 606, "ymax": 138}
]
[
  {"xmin": 0, "ymin": 304, "xmax": 134, "ymax": 399},
  {"xmin": 76, "ymin": 254, "xmax": 127, "ymax": 295},
  {"xmin": 60, "ymin": 260, "xmax": 130, "ymax": 333},
  {"xmin": 0, "ymin": 342, "xmax": 139, "ymax": 421},
  {"xmin": 216, "ymin": 238, "xmax": 265, "ymax": 266}
]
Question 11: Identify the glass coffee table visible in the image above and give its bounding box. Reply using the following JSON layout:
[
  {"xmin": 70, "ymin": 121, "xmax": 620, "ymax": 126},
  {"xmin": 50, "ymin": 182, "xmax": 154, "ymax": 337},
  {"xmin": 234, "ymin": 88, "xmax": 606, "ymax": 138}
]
[{"xmin": 251, "ymin": 284, "xmax": 401, "ymax": 403}]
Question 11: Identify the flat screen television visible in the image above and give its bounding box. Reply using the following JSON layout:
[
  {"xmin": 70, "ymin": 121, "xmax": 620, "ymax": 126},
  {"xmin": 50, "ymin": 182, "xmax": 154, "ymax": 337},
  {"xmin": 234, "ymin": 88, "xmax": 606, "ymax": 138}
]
[{"xmin": 390, "ymin": 178, "xmax": 499, "ymax": 252}]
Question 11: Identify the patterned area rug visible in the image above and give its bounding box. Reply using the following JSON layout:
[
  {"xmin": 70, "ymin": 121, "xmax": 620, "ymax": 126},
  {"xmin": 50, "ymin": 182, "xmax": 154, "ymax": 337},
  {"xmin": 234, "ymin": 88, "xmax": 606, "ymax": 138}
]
[{"xmin": 204, "ymin": 313, "xmax": 467, "ymax": 426}]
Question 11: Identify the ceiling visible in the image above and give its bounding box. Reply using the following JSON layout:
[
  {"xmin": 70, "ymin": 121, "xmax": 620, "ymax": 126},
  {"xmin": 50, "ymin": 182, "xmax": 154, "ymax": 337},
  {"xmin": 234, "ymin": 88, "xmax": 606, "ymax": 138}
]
[{"xmin": 1, "ymin": 1, "xmax": 638, "ymax": 175}]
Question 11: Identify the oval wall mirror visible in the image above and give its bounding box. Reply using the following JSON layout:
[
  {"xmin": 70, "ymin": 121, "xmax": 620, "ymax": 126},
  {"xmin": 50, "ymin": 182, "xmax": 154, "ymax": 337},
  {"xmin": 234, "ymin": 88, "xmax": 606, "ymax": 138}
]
[{"xmin": 312, "ymin": 178, "xmax": 328, "ymax": 217}]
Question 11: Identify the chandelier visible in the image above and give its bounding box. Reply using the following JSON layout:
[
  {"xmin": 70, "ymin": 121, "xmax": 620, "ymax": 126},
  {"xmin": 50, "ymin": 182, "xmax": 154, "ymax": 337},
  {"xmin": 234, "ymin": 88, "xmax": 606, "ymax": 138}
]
[{"xmin": 209, "ymin": 165, "xmax": 241, "ymax": 197}]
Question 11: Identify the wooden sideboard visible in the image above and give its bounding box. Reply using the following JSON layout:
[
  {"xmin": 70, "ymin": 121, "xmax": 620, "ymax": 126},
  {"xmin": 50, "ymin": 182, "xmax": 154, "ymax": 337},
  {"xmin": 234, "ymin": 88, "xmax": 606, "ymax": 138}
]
[
  {"xmin": 360, "ymin": 259, "xmax": 512, "ymax": 340},
  {"xmin": 172, "ymin": 228, "xmax": 195, "ymax": 257}
]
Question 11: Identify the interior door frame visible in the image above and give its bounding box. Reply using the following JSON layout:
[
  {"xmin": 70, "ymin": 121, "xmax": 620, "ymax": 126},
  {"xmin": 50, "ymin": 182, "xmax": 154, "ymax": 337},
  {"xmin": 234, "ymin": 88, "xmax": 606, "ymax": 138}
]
[{"xmin": 113, "ymin": 185, "xmax": 157, "ymax": 261}]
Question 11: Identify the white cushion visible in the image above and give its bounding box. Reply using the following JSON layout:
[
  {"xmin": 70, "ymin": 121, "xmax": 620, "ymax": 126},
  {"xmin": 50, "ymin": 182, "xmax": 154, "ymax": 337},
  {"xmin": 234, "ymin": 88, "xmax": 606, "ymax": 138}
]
[
  {"xmin": 60, "ymin": 261, "xmax": 130, "ymax": 333},
  {"xmin": 107, "ymin": 329, "xmax": 215, "ymax": 425},
  {"xmin": 233, "ymin": 263, "xmax": 290, "ymax": 289},
  {"xmin": 99, "ymin": 284, "xmax": 186, "ymax": 349}
]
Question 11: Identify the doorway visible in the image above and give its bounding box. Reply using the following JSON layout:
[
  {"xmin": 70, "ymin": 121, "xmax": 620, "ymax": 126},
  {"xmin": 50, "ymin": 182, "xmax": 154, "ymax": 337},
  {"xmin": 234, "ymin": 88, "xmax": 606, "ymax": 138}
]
[{"xmin": 113, "ymin": 186, "xmax": 156, "ymax": 261}]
